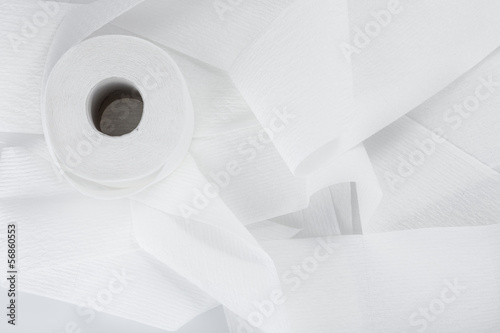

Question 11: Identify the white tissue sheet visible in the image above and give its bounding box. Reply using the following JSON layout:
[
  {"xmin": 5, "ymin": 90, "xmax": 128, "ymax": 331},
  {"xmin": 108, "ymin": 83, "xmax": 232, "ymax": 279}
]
[
  {"xmin": 345, "ymin": 0, "xmax": 500, "ymax": 159},
  {"xmin": 0, "ymin": 0, "xmax": 70, "ymax": 134},
  {"xmin": 0, "ymin": 193, "xmax": 217, "ymax": 331},
  {"xmin": 112, "ymin": 0, "xmax": 500, "ymax": 176},
  {"xmin": 364, "ymin": 117, "xmax": 500, "ymax": 233},
  {"xmin": 0, "ymin": 136, "xmax": 72, "ymax": 199},
  {"xmin": 226, "ymin": 224, "xmax": 500, "ymax": 333},
  {"xmin": 1, "ymin": 0, "xmax": 499, "ymax": 332},
  {"xmin": 17, "ymin": 250, "xmax": 218, "ymax": 330},
  {"xmin": 364, "ymin": 47, "xmax": 500, "ymax": 233},
  {"xmin": 131, "ymin": 201, "xmax": 292, "ymax": 333},
  {"xmin": 407, "ymin": 46, "xmax": 500, "ymax": 173},
  {"xmin": 231, "ymin": 0, "xmax": 500, "ymax": 175}
]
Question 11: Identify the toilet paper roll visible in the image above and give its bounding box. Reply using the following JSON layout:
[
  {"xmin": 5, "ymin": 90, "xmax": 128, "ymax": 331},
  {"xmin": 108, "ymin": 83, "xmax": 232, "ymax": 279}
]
[{"xmin": 43, "ymin": 34, "xmax": 193, "ymax": 198}]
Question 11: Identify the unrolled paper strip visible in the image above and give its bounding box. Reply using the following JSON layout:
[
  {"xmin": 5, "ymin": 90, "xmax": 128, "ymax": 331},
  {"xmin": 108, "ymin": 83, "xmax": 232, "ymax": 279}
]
[
  {"xmin": 2, "ymin": 0, "xmax": 500, "ymax": 332},
  {"xmin": 226, "ymin": 224, "xmax": 500, "ymax": 333}
]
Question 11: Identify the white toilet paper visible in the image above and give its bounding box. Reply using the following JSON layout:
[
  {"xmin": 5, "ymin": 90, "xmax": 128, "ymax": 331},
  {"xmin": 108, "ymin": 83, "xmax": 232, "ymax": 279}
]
[
  {"xmin": 3, "ymin": 1, "xmax": 500, "ymax": 332},
  {"xmin": 43, "ymin": 34, "xmax": 194, "ymax": 198},
  {"xmin": 227, "ymin": 224, "xmax": 500, "ymax": 333}
]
